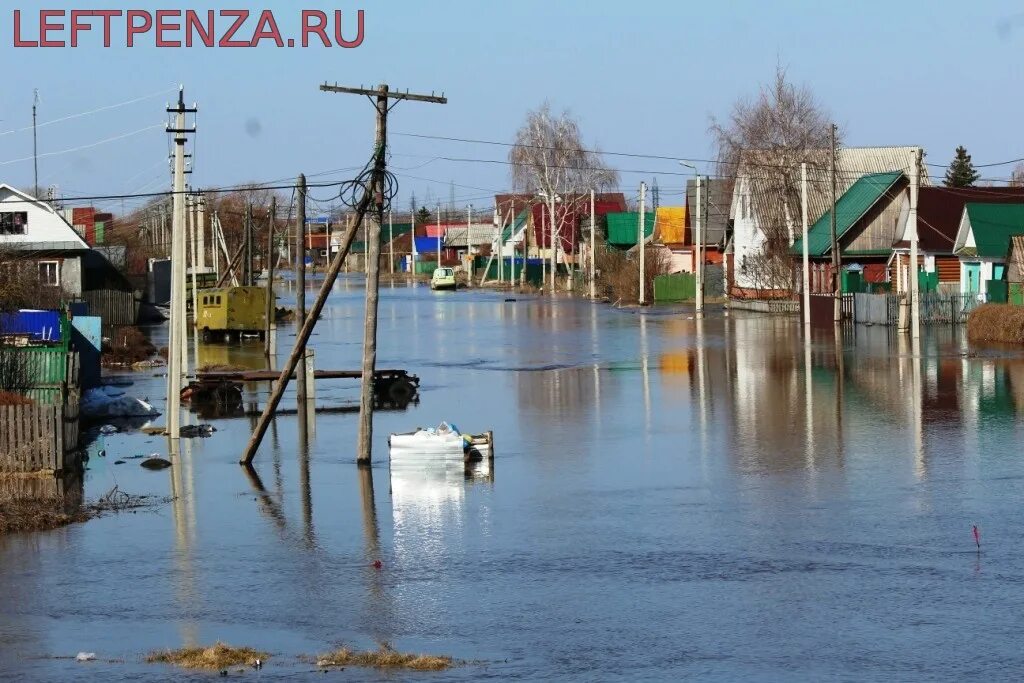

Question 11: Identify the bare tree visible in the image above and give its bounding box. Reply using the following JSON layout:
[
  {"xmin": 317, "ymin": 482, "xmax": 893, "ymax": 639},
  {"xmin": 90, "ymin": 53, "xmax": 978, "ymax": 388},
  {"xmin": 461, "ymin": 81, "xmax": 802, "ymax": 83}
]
[
  {"xmin": 510, "ymin": 103, "xmax": 619, "ymax": 254},
  {"xmin": 1010, "ymin": 163, "xmax": 1024, "ymax": 187},
  {"xmin": 711, "ymin": 65, "xmax": 836, "ymax": 269}
]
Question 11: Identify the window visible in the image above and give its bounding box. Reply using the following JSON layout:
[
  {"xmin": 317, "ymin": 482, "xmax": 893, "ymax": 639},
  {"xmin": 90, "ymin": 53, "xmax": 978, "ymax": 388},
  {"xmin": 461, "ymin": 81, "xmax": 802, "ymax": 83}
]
[
  {"xmin": 215, "ymin": 296, "xmax": 222, "ymax": 305},
  {"xmin": 0, "ymin": 212, "xmax": 28, "ymax": 235},
  {"xmin": 202, "ymin": 296, "xmax": 209, "ymax": 305},
  {"xmin": 38, "ymin": 260, "xmax": 59, "ymax": 286}
]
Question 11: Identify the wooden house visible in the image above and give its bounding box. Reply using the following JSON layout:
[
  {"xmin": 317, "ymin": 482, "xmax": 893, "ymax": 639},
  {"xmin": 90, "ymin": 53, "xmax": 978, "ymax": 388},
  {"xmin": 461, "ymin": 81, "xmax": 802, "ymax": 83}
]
[{"xmin": 953, "ymin": 203, "xmax": 1024, "ymax": 298}]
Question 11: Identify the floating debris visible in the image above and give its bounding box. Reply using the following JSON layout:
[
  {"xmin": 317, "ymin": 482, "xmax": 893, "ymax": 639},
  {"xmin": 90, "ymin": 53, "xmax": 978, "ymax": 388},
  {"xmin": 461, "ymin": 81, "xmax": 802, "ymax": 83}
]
[
  {"xmin": 141, "ymin": 458, "xmax": 172, "ymax": 470},
  {"xmin": 179, "ymin": 424, "xmax": 216, "ymax": 439},
  {"xmin": 75, "ymin": 652, "xmax": 96, "ymax": 662},
  {"xmin": 145, "ymin": 643, "xmax": 269, "ymax": 671},
  {"xmin": 314, "ymin": 644, "xmax": 454, "ymax": 671}
]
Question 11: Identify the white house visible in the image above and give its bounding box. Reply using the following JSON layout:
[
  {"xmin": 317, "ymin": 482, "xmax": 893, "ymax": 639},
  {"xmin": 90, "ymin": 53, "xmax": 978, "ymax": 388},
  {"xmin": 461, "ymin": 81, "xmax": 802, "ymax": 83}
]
[
  {"xmin": 730, "ymin": 146, "xmax": 924, "ymax": 296},
  {"xmin": 0, "ymin": 184, "xmax": 89, "ymax": 296}
]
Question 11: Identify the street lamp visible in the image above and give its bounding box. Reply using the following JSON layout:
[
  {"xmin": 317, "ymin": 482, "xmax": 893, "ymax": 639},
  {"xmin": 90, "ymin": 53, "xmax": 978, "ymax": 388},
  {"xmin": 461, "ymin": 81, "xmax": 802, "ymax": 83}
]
[{"xmin": 680, "ymin": 162, "xmax": 703, "ymax": 318}]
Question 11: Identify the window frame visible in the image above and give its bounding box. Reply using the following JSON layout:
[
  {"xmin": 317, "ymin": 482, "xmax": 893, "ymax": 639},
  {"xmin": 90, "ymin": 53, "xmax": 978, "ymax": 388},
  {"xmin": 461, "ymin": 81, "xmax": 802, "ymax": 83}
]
[{"xmin": 37, "ymin": 259, "xmax": 60, "ymax": 287}]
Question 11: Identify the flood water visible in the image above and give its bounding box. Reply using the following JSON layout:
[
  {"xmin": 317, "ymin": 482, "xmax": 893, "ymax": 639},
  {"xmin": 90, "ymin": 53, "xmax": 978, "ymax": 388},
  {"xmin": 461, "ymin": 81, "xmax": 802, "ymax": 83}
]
[{"xmin": 3, "ymin": 277, "xmax": 1024, "ymax": 680}]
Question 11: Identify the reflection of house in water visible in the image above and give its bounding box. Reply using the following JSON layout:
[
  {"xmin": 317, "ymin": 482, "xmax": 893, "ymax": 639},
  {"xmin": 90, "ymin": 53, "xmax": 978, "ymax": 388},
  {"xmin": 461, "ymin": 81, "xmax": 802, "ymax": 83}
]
[
  {"xmin": 515, "ymin": 365, "xmax": 617, "ymax": 429},
  {"xmin": 725, "ymin": 315, "xmax": 844, "ymax": 474}
]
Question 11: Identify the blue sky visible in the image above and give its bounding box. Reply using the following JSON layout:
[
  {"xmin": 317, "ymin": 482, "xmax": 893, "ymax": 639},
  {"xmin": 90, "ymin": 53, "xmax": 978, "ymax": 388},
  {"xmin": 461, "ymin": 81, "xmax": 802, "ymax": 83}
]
[{"xmin": 2, "ymin": 0, "xmax": 1023, "ymax": 215}]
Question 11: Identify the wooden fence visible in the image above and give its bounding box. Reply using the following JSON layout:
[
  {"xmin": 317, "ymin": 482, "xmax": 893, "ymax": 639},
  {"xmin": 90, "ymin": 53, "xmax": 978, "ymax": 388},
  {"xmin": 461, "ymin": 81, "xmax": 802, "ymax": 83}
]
[
  {"xmin": 0, "ymin": 402, "xmax": 75, "ymax": 472},
  {"xmin": 81, "ymin": 289, "xmax": 139, "ymax": 327},
  {"xmin": 0, "ymin": 351, "xmax": 80, "ymax": 473}
]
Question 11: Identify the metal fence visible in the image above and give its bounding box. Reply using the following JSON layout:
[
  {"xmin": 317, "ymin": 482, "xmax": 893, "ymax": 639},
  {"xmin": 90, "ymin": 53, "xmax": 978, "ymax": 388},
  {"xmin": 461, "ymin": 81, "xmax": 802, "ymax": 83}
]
[{"xmin": 852, "ymin": 293, "xmax": 986, "ymax": 326}]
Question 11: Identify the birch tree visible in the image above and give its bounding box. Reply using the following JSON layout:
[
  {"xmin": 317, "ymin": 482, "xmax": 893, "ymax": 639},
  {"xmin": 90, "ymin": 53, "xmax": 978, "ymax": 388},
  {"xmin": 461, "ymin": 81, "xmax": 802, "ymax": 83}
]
[{"xmin": 509, "ymin": 103, "xmax": 619, "ymax": 249}]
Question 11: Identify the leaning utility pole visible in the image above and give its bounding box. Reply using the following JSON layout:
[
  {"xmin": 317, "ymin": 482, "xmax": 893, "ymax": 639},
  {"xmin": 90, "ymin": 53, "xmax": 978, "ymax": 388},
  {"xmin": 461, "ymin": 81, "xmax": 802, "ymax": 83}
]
[
  {"xmin": 166, "ymin": 87, "xmax": 197, "ymax": 440},
  {"xmin": 244, "ymin": 203, "xmax": 253, "ymax": 286},
  {"xmin": 830, "ymin": 123, "xmax": 841, "ymax": 323},
  {"xmin": 639, "ymin": 182, "xmax": 647, "ymax": 305},
  {"xmin": 264, "ymin": 195, "xmax": 277, "ymax": 356},
  {"xmin": 240, "ymin": 83, "xmax": 446, "ymax": 467}
]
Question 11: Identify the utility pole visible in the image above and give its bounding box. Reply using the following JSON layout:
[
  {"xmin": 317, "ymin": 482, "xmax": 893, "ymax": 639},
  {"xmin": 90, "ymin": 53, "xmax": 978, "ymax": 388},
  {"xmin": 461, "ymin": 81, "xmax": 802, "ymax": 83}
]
[
  {"xmin": 241, "ymin": 83, "xmax": 446, "ymax": 467},
  {"xmin": 830, "ymin": 123, "xmax": 841, "ymax": 323},
  {"xmin": 436, "ymin": 203, "xmax": 442, "ymax": 269},
  {"xmin": 188, "ymin": 193, "xmax": 199, "ymax": 370},
  {"xmin": 695, "ymin": 177, "xmax": 704, "ymax": 318},
  {"xmin": 589, "ymin": 190, "xmax": 596, "ymax": 299},
  {"xmin": 522, "ymin": 203, "xmax": 530, "ymax": 289},
  {"xmin": 639, "ymin": 182, "xmax": 647, "ymax": 306},
  {"xmin": 295, "ymin": 174, "xmax": 308, "ymax": 406},
  {"xmin": 197, "ymin": 192, "xmax": 207, "ymax": 271},
  {"xmin": 549, "ymin": 193, "xmax": 558, "ymax": 295},
  {"xmin": 802, "ymin": 162, "xmax": 811, "ymax": 329},
  {"xmin": 245, "ymin": 203, "xmax": 254, "ymax": 287},
  {"xmin": 909, "ymin": 147, "xmax": 922, "ymax": 340},
  {"xmin": 166, "ymin": 87, "xmax": 196, "ymax": 440},
  {"xmin": 264, "ymin": 195, "xmax": 277, "ymax": 356},
  {"xmin": 32, "ymin": 89, "xmax": 39, "ymax": 197}
]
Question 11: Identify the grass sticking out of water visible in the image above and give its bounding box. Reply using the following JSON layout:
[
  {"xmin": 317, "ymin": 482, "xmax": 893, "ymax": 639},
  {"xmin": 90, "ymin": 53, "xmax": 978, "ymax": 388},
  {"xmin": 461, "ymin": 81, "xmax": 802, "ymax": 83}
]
[
  {"xmin": 315, "ymin": 643, "xmax": 454, "ymax": 671},
  {"xmin": 968, "ymin": 303, "xmax": 1024, "ymax": 344},
  {"xmin": 145, "ymin": 643, "xmax": 268, "ymax": 670},
  {"xmin": 0, "ymin": 476, "xmax": 90, "ymax": 535}
]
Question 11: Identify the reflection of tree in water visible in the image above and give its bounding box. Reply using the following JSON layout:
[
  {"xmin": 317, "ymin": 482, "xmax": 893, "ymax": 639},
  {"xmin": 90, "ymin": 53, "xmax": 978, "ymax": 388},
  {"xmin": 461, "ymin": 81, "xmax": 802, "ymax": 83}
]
[{"xmin": 515, "ymin": 366, "xmax": 619, "ymax": 429}]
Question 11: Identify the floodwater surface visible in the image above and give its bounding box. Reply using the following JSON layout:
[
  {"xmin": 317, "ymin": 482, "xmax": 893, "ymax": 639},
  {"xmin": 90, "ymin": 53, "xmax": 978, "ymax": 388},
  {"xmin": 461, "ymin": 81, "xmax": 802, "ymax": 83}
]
[{"xmin": 2, "ymin": 277, "xmax": 1024, "ymax": 681}]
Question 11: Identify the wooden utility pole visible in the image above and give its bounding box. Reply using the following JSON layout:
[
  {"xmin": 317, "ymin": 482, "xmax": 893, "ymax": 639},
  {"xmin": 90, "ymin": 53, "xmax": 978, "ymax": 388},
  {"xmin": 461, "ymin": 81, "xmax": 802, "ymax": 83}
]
[
  {"xmin": 240, "ymin": 83, "xmax": 446, "ymax": 467},
  {"xmin": 830, "ymin": 123, "xmax": 841, "ymax": 323},
  {"xmin": 188, "ymin": 193, "xmax": 199, "ymax": 370},
  {"xmin": 165, "ymin": 87, "xmax": 196, "ymax": 440},
  {"xmin": 296, "ymin": 174, "xmax": 308, "ymax": 406},
  {"xmin": 264, "ymin": 195, "xmax": 277, "ymax": 356}
]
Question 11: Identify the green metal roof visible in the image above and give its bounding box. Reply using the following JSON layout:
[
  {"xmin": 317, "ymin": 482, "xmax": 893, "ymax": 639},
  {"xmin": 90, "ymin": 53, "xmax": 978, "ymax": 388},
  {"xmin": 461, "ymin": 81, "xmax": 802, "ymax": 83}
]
[
  {"xmin": 350, "ymin": 222, "xmax": 414, "ymax": 253},
  {"xmin": 606, "ymin": 212, "xmax": 655, "ymax": 247},
  {"xmin": 791, "ymin": 172, "xmax": 903, "ymax": 257},
  {"xmin": 963, "ymin": 203, "xmax": 1024, "ymax": 258},
  {"xmin": 501, "ymin": 209, "xmax": 530, "ymax": 243}
]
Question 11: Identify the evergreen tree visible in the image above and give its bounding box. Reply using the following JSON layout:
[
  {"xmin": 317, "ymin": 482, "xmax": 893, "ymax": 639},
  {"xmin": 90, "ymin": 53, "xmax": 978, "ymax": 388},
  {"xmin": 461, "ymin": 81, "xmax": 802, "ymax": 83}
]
[
  {"xmin": 944, "ymin": 146, "xmax": 980, "ymax": 187},
  {"xmin": 416, "ymin": 206, "xmax": 431, "ymax": 226}
]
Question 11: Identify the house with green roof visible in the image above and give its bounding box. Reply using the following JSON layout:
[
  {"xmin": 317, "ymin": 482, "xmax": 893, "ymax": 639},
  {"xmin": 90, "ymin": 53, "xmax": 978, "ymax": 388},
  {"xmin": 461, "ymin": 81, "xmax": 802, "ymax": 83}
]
[
  {"xmin": 790, "ymin": 171, "xmax": 908, "ymax": 294},
  {"xmin": 953, "ymin": 203, "xmax": 1024, "ymax": 298}
]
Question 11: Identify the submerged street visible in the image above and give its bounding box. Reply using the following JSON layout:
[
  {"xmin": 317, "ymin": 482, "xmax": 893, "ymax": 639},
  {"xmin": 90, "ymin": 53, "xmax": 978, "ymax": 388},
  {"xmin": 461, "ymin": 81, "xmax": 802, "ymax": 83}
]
[{"xmin": 2, "ymin": 277, "xmax": 1023, "ymax": 680}]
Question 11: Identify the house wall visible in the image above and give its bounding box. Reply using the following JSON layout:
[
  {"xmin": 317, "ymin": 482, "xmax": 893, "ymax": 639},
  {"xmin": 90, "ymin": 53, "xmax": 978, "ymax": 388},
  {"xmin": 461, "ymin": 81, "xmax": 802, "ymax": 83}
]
[
  {"xmin": 730, "ymin": 176, "xmax": 766, "ymax": 290},
  {"xmin": 60, "ymin": 257, "xmax": 83, "ymax": 297},
  {"xmin": 960, "ymin": 258, "xmax": 998, "ymax": 297},
  {"xmin": 0, "ymin": 187, "xmax": 88, "ymax": 250},
  {"xmin": 844, "ymin": 186, "xmax": 908, "ymax": 253}
]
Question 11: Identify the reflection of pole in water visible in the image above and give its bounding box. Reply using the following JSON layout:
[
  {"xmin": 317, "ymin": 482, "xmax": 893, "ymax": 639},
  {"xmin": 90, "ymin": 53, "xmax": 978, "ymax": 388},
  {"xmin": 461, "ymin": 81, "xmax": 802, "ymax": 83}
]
[
  {"xmin": 359, "ymin": 467, "xmax": 380, "ymax": 561},
  {"xmin": 911, "ymin": 332, "xmax": 925, "ymax": 479},
  {"xmin": 168, "ymin": 437, "xmax": 199, "ymax": 646},
  {"xmin": 803, "ymin": 328, "xmax": 815, "ymax": 473},
  {"xmin": 696, "ymin": 317, "xmax": 709, "ymax": 465},
  {"xmin": 298, "ymin": 402, "xmax": 315, "ymax": 546},
  {"xmin": 641, "ymin": 314, "xmax": 651, "ymax": 435},
  {"xmin": 833, "ymin": 324, "xmax": 846, "ymax": 466}
]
